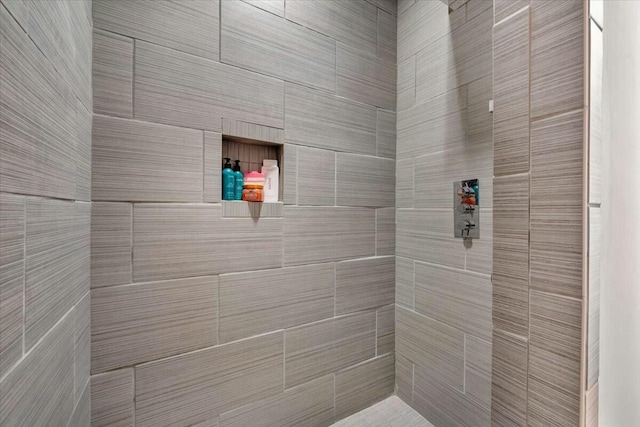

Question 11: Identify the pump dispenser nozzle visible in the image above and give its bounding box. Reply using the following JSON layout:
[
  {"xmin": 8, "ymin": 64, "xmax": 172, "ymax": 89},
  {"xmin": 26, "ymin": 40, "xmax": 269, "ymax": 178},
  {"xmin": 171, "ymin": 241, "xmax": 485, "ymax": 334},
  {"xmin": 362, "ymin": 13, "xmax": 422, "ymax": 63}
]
[{"xmin": 223, "ymin": 157, "xmax": 232, "ymax": 168}]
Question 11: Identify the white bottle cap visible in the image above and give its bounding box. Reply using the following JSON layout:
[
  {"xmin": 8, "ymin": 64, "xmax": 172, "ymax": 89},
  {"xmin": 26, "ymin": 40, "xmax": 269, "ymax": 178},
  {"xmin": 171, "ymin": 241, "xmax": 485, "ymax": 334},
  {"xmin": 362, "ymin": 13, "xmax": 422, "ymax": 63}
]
[{"xmin": 263, "ymin": 159, "xmax": 278, "ymax": 167}]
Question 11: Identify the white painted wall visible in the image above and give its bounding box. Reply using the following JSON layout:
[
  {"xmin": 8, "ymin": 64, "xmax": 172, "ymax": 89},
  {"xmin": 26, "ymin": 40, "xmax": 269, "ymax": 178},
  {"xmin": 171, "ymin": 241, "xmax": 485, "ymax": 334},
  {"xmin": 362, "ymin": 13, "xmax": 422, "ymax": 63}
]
[{"xmin": 600, "ymin": 1, "xmax": 640, "ymax": 426}]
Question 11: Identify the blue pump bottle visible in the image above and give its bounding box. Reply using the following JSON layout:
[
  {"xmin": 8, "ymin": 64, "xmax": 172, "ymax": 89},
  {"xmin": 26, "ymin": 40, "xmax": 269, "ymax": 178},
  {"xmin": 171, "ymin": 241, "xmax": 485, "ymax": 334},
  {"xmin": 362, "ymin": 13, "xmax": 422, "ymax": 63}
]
[
  {"xmin": 222, "ymin": 158, "xmax": 235, "ymax": 200},
  {"xmin": 233, "ymin": 160, "xmax": 244, "ymax": 200}
]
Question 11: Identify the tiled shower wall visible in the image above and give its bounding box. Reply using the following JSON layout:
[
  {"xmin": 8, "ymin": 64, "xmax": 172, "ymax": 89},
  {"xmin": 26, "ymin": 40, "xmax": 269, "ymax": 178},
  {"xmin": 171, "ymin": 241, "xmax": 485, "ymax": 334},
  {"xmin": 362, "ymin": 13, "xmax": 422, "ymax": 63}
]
[
  {"xmin": 491, "ymin": 0, "xmax": 587, "ymax": 426},
  {"xmin": 0, "ymin": 0, "xmax": 92, "ymax": 425},
  {"xmin": 395, "ymin": 0, "xmax": 494, "ymax": 425},
  {"xmin": 89, "ymin": 1, "xmax": 396, "ymax": 426}
]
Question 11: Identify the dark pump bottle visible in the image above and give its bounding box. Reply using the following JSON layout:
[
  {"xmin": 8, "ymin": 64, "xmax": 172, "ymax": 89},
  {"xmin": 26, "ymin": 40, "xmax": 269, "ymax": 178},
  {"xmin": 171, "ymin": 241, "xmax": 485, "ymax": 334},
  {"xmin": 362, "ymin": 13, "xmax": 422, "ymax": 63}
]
[
  {"xmin": 233, "ymin": 160, "xmax": 244, "ymax": 200},
  {"xmin": 222, "ymin": 158, "xmax": 235, "ymax": 200}
]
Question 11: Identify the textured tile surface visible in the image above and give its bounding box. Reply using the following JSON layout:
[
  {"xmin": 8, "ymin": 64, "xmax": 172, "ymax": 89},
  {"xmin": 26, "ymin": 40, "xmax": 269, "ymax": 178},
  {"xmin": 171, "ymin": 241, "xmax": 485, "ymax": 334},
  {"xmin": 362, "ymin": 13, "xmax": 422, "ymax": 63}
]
[
  {"xmin": 491, "ymin": 329, "xmax": 528, "ymax": 427},
  {"xmin": 222, "ymin": 119, "xmax": 284, "ymax": 144},
  {"xmin": 376, "ymin": 207, "xmax": 395, "ymax": 256},
  {"xmin": 494, "ymin": 0, "xmax": 529, "ymax": 23},
  {"xmin": 135, "ymin": 41, "xmax": 284, "ymax": 132},
  {"xmin": 92, "ymin": 29, "xmax": 133, "ymax": 118},
  {"xmin": 91, "ymin": 369, "xmax": 134, "ymax": 427},
  {"xmin": 90, "ymin": 202, "xmax": 132, "ymax": 288},
  {"xmin": 465, "ymin": 335, "xmax": 492, "ymax": 408},
  {"xmin": 93, "ymin": 0, "xmax": 220, "ymax": 60},
  {"xmin": 589, "ymin": 20, "xmax": 603, "ymax": 204},
  {"xmin": 395, "ymin": 354, "xmax": 414, "ymax": 403},
  {"xmin": 377, "ymin": 8, "xmax": 397, "ymax": 63},
  {"xmin": 333, "ymin": 396, "xmax": 434, "ymax": 427},
  {"xmin": 530, "ymin": 0, "xmax": 584, "ymax": 118},
  {"xmin": 69, "ymin": 380, "xmax": 91, "ymax": 427},
  {"xmin": 285, "ymin": 311, "xmax": 376, "ymax": 388},
  {"xmin": 296, "ymin": 146, "xmax": 336, "ymax": 206},
  {"xmin": 133, "ymin": 204, "xmax": 283, "ymax": 281},
  {"xmin": 241, "ymin": 0, "xmax": 285, "ymax": 17},
  {"xmin": 397, "ymin": 55, "xmax": 416, "ymax": 111},
  {"xmin": 396, "ymin": 306, "xmax": 465, "ymax": 390},
  {"xmin": 25, "ymin": 199, "xmax": 89, "ymax": 350},
  {"xmin": 0, "ymin": 193, "xmax": 24, "ymax": 376},
  {"xmin": 285, "ymin": 83, "xmax": 377, "ymax": 155},
  {"xmin": 376, "ymin": 109, "xmax": 396, "ymax": 159},
  {"xmin": 91, "ymin": 276, "xmax": 218, "ymax": 373},
  {"xmin": 376, "ymin": 304, "xmax": 395, "ymax": 355},
  {"xmin": 135, "ymin": 332, "xmax": 284, "ymax": 427},
  {"xmin": 222, "ymin": 0, "xmax": 335, "ymax": 92},
  {"xmin": 203, "ymin": 132, "xmax": 222, "ymax": 203},
  {"xmin": 93, "ymin": 115, "xmax": 204, "ymax": 202},
  {"xmin": 395, "ymin": 158, "xmax": 414, "ymax": 208},
  {"xmin": 336, "ymin": 42, "xmax": 396, "ymax": 110},
  {"xmin": 336, "ymin": 256, "xmax": 395, "ymax": 315},
  {"xmin": 221, "ymin": 201, "xmax": 283, "ymax": 218},
  {"xmin": 286, "ymin": 0, "xmax": 377, "ymax": 55},
  {"xmin": 283, "ymin": 207, "xmax": 375, "ymax": 266},
  {"xmin": 219, "ymin": 374, "xmax": 333, "ymax": 427},
  {"xmin": 494, "ymin": 8, "xmax": 530, "ymax": 176},
  {"xmin": 219, "ymin": 264, "xmax": 334, "ymax": 343},
  {"xmin": 336, "ymin": 154, "xmax": 395, "ymax": 207},
  {"xmin": 414, "ymin": 263, "xmax": 492, "ymax": 341},
  {"xmin": 335, "ymin": 354, "xmax": 395, "ymax": 421},
  {"xmin": 282, "ymin": 144, "xmax": 297, "ymax": 205},
  {"xmin": 396, "ymin": 257, "xmax": 414, "ymax": 308},
  {"xmin": 74, "ymin": 293, "xmax": 90, "ymax": 402},
  {"xmin": 588, "ymin": 207, "xmax": 601, "ymax": 387}
]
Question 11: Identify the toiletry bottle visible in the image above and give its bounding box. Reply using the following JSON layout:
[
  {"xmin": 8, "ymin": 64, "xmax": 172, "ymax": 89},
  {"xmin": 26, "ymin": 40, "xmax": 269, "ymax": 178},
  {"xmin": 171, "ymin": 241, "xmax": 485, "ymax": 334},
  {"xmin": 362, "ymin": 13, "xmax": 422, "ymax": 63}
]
[
  {"xmin": 222, "ymin": 158, "xmax": 235, "ymax": 200},
  {"xmin": 242, "ymin": 171, "xmax": 265, "ymax": 202},
  {"xmin": 233, "ymin": 160, "xmax": 244, "ymax": 200},
  {"xmin": 261, "ymin": 159, "xmax": 279, "ymax": 203}
]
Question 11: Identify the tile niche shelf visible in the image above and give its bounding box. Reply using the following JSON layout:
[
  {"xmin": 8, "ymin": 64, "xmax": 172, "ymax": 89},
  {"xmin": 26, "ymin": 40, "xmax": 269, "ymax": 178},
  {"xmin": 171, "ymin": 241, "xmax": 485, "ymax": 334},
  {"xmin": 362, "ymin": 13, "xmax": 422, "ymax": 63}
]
[{"xmin": 220, "ymin": 119, "xmax": 284, "ymax": 218}]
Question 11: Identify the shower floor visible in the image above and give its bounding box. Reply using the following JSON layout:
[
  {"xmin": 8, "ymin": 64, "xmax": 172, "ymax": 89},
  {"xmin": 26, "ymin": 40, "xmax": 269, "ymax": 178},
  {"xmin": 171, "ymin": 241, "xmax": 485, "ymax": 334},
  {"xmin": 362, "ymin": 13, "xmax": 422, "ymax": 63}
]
[{"xmin": 332, "ymin": 396, "xmax": 434, "ymax": 427}]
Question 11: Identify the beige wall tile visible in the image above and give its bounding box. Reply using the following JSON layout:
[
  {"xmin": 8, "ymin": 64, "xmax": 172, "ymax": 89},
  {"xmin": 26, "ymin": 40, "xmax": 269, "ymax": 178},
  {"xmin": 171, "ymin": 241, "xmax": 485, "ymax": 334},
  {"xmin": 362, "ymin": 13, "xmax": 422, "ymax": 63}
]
[
  {"xmin": 283, "ymin": 206, "xmax": 375, "ymax": 266},
  {"xmin": 397, "ymin": 55, "xmax": 416, "ymax": 111},
  {"xmin": 376, "ymin": 109, "xmax": 396, "ymax": 159},
  {"xmin": 395, "ymin": 158, "xmax": 414, "ymax": 208},
  {"xmin": 282, "ymin": 144, "xmax": 297, "ymax": 205},
  {"xmin": 396, "ymin": 353, "xmax": 413, "ymax": 402},
  {"xmin": 68, "ymin": 380, "xmax": 91, "ymax": 427},
  {"xmin": 222, "ymin": 0, "xmax": 335, "ymax": 92},
  {"xmin": 465, "ymin": 335, "xmax": 492, "ymax": 408},
  {"xmin": 285, "ymin": 311, "xmax": 376, "ymax": 388},
  {"xmin": 91, "ymin": 369, "xmax": 134, "ymax": 427},
  {"xmin": 494, "ymin": 0, "xmax": 529, "ymax": 24},
  {"xmin": 92, "ymin": 29, "xmax": 133, "ymax": 118},
  {"xmin": 377, "ymin": 8, "xmax": 397, "ymax": 62},
  {"xmin": 221, "ymin": 119, "xmax": 284, "ymax": 144},
  {"xmin": 74, "ymin": 293, "xmax": 90, "ymax": 402},
  {"xmin": 296, "ymin": 146, "xmax": 335, "ymax": 206},
  {"xmin": 376, "ymin": 304, "xmax": 395, "ymax": 355},
  {"xmin": 241, "ymin": 0, "xmax": 285, "ymax": 17},
  {"xmin": 336, "ymin": 153, "xmax": 395, "ymax": 207},
  {"xmin": 396, "ymin": 257, "xmax": 414, "ymax": 308},
  {"xmin": 588, "ymin": 207, "xmax": 601, "ymax": 387},
  {"xmin": 336, "ymin": 256, "xmax": 395, "ymax": 315},
  {"xmin": 90, "ymin": 202, "xmax": 132, "ymax": 288},
  {"xmin": 376, "ymin": 207, "xmax": 395, "ymax": 256},
  {"xmin": 491, "ymin": 329, "xmax": 528, "ymax": 427},
  {"xmin": 204, "ymin": 132, "xmax": 222, "ymax": 203},
  {"xmin": 93, "ymin": 0, "xmax": 220, "ymax": 60},
  {"xmin": 75, "ymin": 100, "xmax": 92, "ymax": 202},
  {"xmin": 219, "ymin": 264, "xmax": 334, "ymax": 343},
  {"xmin": 91, "ymin": 276, "xmax": 218, "ymax": 373},
  {"xmin": 397, "ymin": 0, "xmax": 448, "ymax": 61},
  {"xmin": 135, "ymin": 332, "xmax": 284, "ymax": 427},
  {"xmin": 93, "ymin": 115, "xmax": 204, "ymax": 202},
  {"xmin": 335, "ymin": 354, "xmax": 395, "ymax": 421}
]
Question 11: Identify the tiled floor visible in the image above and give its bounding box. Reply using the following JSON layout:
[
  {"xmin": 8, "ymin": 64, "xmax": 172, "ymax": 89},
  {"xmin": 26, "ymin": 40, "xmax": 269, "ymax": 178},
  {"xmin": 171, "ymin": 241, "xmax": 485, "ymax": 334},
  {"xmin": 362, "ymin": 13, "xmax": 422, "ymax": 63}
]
[{"xmin": 332, "ymin": 396, "xmax": 434, "ymax": 427}]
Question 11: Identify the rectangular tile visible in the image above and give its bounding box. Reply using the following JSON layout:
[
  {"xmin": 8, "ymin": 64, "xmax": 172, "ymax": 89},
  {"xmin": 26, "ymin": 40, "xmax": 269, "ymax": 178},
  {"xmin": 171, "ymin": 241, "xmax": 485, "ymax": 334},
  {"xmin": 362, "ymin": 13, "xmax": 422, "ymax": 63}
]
[
  {"xmin": 135, "ymin": 40, "xmax": 284, "ymax": 132},
  {"xmin": 92, "ymin": 29, "xmax": 133, "ymax": 117},
  {"xmin": 465, "ymin": 207, "xmax": 493, "ymax": 275},
  {"xmin": 414, "ymin": 263, "xmax": 492, "ymax": 341},
  {"xmin": 133, "ymin": 204, "xmax": 283, "ymax": 281},
  {"xmin": 588, "ymin": 207, "xmax": 601, "ymax": 387},
  {"xmin": 296, "ymin": 146, "xmax": 335, "ymax": 206},
  {"xmin": 91, "ymin": 202, "xmax": 132, "ymax": 288},
  {"xmin": 135, "ymin": 332, "xmax": 284, "ymax": 427},
  {"xmin": 91, "ymin": 276, "xmax": 218, "ymax": 373},
  {"xmin": 335, "ymin": 354, "xmax": 395, "ymax": 421},
  {"xmin": 283, "ymin": 206, "xmax": 375, "ymax": 266},
  {"xmin": 219, "ymin": 264, "xmax": 334, "ymax": 343},
  {"xmin": 25, "ymin": 199, "xmax": 89, "ymax": 350},
  {"xmin": 0, "ymin": 193, "xmax": 24, "ymax": 376},
  {"xmin": 336, "ymin": 256, "xmax": 395, "ymax": 315},
  {"xmin": 336, "ymin": 153, "xmax": 395, "ymax": 207},
  {"xmin": 285, "ymin": 83, "xmax": 377, "ymax": 155},
  {"xmin": 222, "ymin": 118, "xmax": 284, "ymax": 144},
  {"xmin": 397, "ymin": 0, "xmax": 449, "ymax": 60},
  {"xmin": 75, "ymin": 99, "xmax": 92, "ymax": 202},
  {"xmin": 336, "ymin": 42, "xmax": 396, "ymax": 110},
  {"xmin": 397, "ymin": 55, "xmax": 416, "ymax": 111},
  {"xmin": 377, "ymin": 8, "xmax": 396, "ymax": 63},
  {"xmin": 395, "ymin": 306, "xmax": 465, "ymax": 390},
  {"xmin": 285, "ymin": 311, "xmax": 376, "ymax": 388},
  {"xmin": 467, "ymin": 74, "xmax": 493, "ymax": 146},
  {"xmin": 0, "ymin": 311, "xmax": 75, "ymax": 426},
  {"xmin": 396, "ymin": 158, "xmax": 414, "ymax": 208},
  {"xmin": 91, "ymin": 369, "xmax": 134, "ymax": 427},
  {"xmin": 93, "ymin": 115, "xmax": 203, "ymax": 202},
  {"xmin": 530, "ymin": 0, "xmax": 584, "ymax": 118},
  {"xmin": 283, "ymin": 144, "xmax": 297, "ymax": 204},
  {"xmin": 241, "ymin": 0, "xmax": 285, "ymax": 17},
  {"xmin": 491, "ymin": 329, "xmax": 528, "ymax": 427},
  {"xmin": 376, "ymin": 207, "xmax": 395, "ymax": 256},
  {"xmin": 494, "ymin": 0, "xmax": 529, "ymax": 23},
  {"xmin": 398, "ymin": 0, "xmax": 416, "ymax": 16},
  {"xmin": 369, "ymin": 0, "xmax": 396, "ymax": 14},
  {"xmin": 528, "ymin": 291, "xmax": 582, "ymax": 427},
  {"xmin": 396, "ymin": 257, "xmax": 414, "ymax": 308},
  {"xmin": 219, "ymin": 375, "xmax": 333, "ymax": 427},
  {"xmin": 286, "ymin": 0, "xmax": 377, "ymax": 55},
  {"xmin": 589, "ymin": 21, "xmax": 603, "ymax": 204},
  {"xmin": 396, "ymin": 209, "xmax": 465, "ymax": 269},
  {"xmin": 465, "ymin": 335, "xmax": 492, "ymax": 409},
  {"xmin": 74, "ymin": 293, "xmax": 90, "ymax": 402},
  {"xmin": 0, "ymin": 6, "xmax": 77, "ymax": 200},
  {"xmin": 221, "ymin": 201, "xmax": 283, "ymax": 218},
  {"xmin": 396, "ymin": 353, "xmax": 413, "ymax": 402},
  {"xmin": 222, "ymin": 0, "xmax": 335, "ymax": 92},
  {"xmin": 376, "ymin": 109, "xmax": 396, "ymax": 159},
  {"xmin": 203, "ymin": 132, "xmax": 222, "ymax": 203},
  {"xmin": 70, "ymin": 0, "xmax": 93, "ymax": 110},
  {"xmin": 494, "ymin": 8, "xmax": 530, "ymax": 176},
  {"xmin": 376, "ymin": 304, "xmax": 395, "ymax": 355},
  {"xmin": 68, "ymin": 380, "xmax": 91, "ymax": 427},
  {"xmin": 93, "ymin": 0, "xmax": 219, "ymax": 60},
  {"xmin": 412, "ymin": 364, "xmax": 490, "ymax": 427}
]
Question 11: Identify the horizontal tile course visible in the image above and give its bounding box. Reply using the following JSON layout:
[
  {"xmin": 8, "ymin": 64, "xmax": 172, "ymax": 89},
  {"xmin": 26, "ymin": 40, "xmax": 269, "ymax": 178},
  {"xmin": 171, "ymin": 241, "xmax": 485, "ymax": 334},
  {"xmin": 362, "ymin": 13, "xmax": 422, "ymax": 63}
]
[
  {"xmin": 92, "ymin": 29, "xmax": 133, "ymax": 118},
  {"xmin": 336, "ymin": 256, "xmax": 395, "ymax": 315},
  {"xmin": 336, "ymin": 154, "xmax": 395, "ymax": 207},
  {"xmin": 90, "ymin": 202, "xmax": 132, "ymax": 288},
  {"xmin": 91, "ymin": 369, "xmax": 134, "ymax": 427}
]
